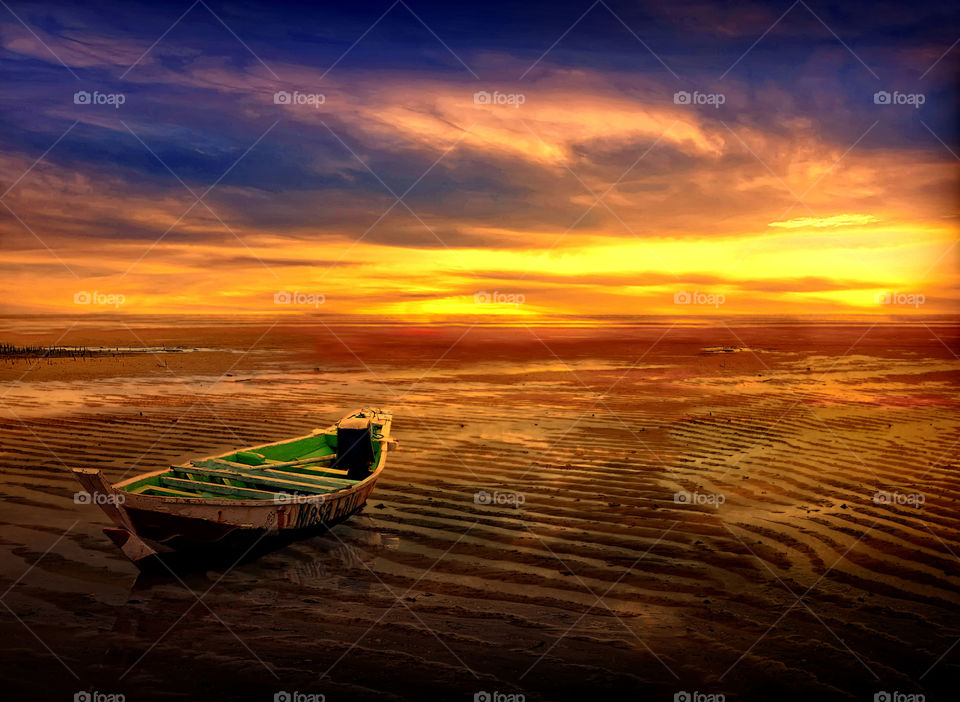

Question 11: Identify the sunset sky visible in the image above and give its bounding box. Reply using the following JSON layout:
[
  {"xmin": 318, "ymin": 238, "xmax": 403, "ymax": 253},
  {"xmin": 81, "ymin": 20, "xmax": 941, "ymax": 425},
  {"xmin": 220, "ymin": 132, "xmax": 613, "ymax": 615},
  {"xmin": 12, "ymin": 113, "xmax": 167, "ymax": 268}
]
[{"xmin": 0, "ymin": 0, "xmax": 957, "ymax": 318}]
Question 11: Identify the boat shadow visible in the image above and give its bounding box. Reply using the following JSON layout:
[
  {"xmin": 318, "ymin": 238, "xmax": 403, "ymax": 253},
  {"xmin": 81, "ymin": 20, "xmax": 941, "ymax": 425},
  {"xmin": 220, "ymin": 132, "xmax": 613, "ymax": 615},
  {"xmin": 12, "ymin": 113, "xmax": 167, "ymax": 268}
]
[{"xmin": 93, "ymin": 517, "xmax": 398, "ymax": 681}]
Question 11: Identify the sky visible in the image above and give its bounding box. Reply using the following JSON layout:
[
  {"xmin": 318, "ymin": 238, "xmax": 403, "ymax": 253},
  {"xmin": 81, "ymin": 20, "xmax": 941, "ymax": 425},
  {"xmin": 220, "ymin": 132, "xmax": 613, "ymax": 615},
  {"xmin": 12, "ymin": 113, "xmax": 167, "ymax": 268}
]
[{"xmin": 0, "ymin": 0, "xmax": 958, "ymax": 318}]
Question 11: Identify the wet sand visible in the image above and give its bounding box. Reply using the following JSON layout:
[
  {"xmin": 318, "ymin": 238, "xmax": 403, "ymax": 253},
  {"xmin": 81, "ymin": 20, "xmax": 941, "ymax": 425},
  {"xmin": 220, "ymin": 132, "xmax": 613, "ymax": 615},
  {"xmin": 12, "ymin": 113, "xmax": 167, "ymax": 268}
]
[{"xmin": 0, "ymin": 319, "xmax": 958, "ymax": 702}]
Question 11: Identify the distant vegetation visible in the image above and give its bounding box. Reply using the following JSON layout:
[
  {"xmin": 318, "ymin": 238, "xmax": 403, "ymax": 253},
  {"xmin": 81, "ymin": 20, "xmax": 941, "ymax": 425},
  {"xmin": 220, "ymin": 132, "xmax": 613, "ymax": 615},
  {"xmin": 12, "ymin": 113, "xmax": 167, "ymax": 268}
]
[
  {"xmin": 0, "ymin": 344, "xmax": 107, "ymax": 359},
  {"xmin": 0, "ymin": 344, "xmax": 189, "ymax": 358}
]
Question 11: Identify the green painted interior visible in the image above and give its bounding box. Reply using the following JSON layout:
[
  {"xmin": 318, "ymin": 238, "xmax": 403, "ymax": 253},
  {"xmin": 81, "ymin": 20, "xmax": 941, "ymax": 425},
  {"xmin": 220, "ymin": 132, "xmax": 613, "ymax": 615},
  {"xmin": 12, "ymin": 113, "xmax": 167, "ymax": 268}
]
[
  {"xmin": 120, "ymin": 422, "xmax": 385, "ymax": 501},
  {"xmin": 222, "ymin": 434, "xmax": 335, "ymax": 463}
]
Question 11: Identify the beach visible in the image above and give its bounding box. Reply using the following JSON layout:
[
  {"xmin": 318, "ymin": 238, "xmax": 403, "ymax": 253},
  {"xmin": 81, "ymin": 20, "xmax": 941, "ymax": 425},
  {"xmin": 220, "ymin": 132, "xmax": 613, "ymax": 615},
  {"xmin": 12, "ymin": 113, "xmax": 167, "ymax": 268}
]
[{"xmin": 0, "ymin": 318, "xmax": 957, "ymax": 702}]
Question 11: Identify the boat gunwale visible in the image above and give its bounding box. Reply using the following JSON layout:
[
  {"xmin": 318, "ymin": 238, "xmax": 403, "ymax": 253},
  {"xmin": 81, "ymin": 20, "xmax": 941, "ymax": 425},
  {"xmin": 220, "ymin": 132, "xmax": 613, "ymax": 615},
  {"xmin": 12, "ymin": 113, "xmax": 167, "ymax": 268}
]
[{"xmin": 107, "ymin": 409, "xmax": 391, "ymax": 508}]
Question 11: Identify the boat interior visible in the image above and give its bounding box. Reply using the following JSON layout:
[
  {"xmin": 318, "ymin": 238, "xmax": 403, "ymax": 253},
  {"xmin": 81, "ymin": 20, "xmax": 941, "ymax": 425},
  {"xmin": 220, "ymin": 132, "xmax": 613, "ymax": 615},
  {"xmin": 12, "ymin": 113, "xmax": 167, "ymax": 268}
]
[{"xmin": 119, "ymin": 430, "xmax": 383, "ymax": 501}]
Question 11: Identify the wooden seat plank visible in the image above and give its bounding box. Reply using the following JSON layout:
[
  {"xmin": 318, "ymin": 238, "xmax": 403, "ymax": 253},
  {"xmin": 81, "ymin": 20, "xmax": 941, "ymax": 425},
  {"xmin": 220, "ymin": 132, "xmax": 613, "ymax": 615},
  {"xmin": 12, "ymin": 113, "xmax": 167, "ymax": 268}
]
[
  {"xmin": 177, "ymin": 467, "xmax": 345, "ymax": 494},
  {"xmin": 193, "ymin": 456, "xmax": 340, "ymax": 477},
  {"xmin": 280, "ymin": 464, "xmax": 352, "ymax": 480},
  {"xmin": 160, "ymin": 476, "xmax": 283, "ymax": 500},
  {"xmin": 186, "ymin": 461, "xmax": 355, "ymax": 489},
  {"xmin": 141, "ymin": 485, "xmax": 203, "ymax": 498},
  {"xmin": 259, "ymin": 467, "xmax": 355, "ymax": 488}
]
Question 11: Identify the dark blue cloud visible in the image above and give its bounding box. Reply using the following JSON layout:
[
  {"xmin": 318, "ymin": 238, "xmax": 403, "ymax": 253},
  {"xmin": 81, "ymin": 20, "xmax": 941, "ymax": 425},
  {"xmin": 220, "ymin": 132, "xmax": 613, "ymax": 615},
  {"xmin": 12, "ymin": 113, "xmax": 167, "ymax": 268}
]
[{"xmin": 0, "ymin": 0, "xmax": 956, "ymax": 252}]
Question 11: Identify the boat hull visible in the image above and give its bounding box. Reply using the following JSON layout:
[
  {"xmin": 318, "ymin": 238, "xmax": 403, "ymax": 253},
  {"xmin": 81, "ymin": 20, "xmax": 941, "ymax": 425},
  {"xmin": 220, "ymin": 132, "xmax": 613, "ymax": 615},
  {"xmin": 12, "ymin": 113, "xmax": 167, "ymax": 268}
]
[
  {"xmin": 76, "ymin": 469, "xmax": 382, "ymax": 571},
  {"xmin": 73, "ymin": 409, "xmax": 392, "ymax": 571}
]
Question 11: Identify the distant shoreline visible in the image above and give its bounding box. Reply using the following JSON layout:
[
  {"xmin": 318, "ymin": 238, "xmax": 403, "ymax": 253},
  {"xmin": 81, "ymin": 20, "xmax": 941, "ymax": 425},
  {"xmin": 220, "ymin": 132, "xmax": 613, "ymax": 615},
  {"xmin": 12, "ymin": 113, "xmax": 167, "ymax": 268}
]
[
  {"xmin": 0, "ymin": 344, "xmax": 205, "ymax": 359},
  {"xmin": 1, "ymin": 312, "xmax": 957, "ymax": 334}
]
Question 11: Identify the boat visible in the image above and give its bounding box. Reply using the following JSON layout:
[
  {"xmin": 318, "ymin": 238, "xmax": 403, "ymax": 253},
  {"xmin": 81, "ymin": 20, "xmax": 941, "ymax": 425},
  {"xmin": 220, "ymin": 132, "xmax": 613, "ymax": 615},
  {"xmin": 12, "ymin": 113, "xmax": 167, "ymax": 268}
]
[{"xmin": 73, "ymin": 408, "xmax": 395, "ymax": 571}]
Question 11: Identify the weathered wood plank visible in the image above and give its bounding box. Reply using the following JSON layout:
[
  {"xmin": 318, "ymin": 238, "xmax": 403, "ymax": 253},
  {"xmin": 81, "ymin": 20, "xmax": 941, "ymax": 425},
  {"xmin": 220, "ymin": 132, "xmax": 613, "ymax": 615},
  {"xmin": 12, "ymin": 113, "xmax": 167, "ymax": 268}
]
[
  {"xmin": 188, "ymin": 460, "xmax": 355, "ymax": 488},
  {"xmin": 279, "ymin": 464, "xmax": 351, "ymax": 480},
  {"xmin": 205, "ymin": 453, "xmax": 336, "ymax": 470},
  {"xmin": 259, "ymin": 467, "xmax": 355, "ymax": 488},
  {"xmin": 177, "ymin": 467, "xmax": 346, "ymax": 494},
  {"xmin": 160, "ymin": 476, "xmax": 282, "ymax": 500},
  {"xmin": 140, "ymin": 485, "xmax": 203, "ymax": 498},
  {"xmin": 192, "ymin": 455, "xmax": 337, "ymax": 474}
]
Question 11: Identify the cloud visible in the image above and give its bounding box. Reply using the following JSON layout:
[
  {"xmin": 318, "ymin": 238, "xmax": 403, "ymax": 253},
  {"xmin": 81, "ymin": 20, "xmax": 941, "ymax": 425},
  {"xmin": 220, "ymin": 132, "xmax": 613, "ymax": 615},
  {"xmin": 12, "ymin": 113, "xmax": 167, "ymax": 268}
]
[
  {"xmin": 465, "ymin": 269, "xmax": 895, "ymax": 293},
  {"xmin": 768, "ymin": 214, "xmax": 881, "ymax": 229}
]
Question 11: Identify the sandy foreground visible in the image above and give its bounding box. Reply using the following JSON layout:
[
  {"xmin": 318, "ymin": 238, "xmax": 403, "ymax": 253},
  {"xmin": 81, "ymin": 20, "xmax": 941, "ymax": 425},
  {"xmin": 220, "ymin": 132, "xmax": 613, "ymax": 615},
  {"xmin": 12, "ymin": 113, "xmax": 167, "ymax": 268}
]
[{"xmin": 0, "ymin": 320, "xmax": 958, "ymax": 702}]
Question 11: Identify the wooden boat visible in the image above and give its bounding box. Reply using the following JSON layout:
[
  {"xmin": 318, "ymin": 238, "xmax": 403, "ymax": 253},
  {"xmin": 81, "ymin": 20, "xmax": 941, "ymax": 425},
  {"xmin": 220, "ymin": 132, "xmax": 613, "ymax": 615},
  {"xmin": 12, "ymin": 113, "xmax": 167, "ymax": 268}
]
[{"xmin": 73, "ymin": 408, "xmax": 395, "ymax": 571}]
